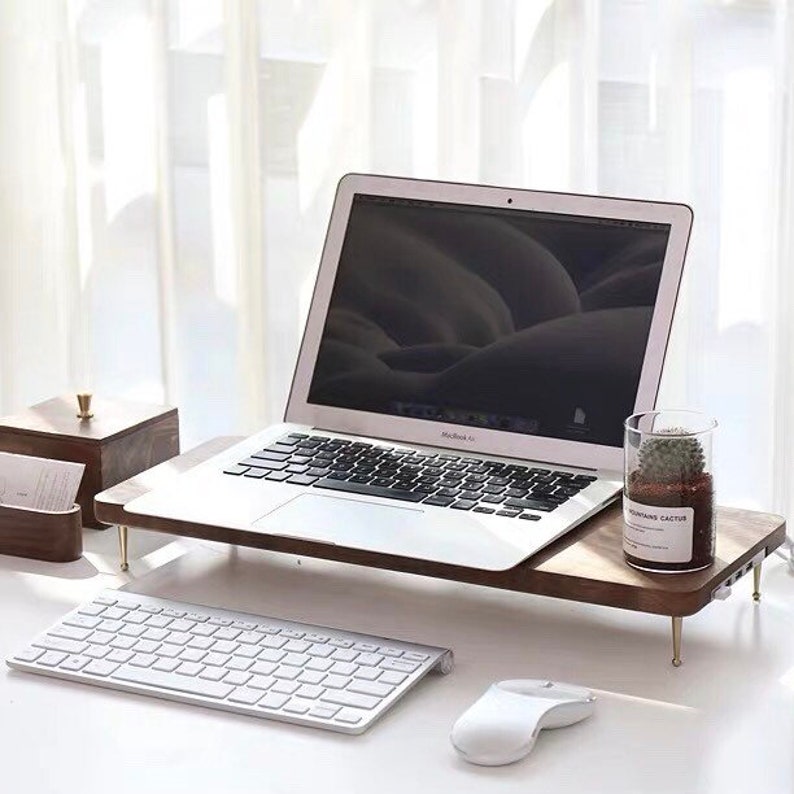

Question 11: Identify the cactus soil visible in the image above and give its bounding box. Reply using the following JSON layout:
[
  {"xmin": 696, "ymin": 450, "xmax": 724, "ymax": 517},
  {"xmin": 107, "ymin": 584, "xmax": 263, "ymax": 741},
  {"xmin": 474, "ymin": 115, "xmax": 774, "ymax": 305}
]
[{"xmin": 625, "ymin": 471, "xmax": 715, "ymax": 572}]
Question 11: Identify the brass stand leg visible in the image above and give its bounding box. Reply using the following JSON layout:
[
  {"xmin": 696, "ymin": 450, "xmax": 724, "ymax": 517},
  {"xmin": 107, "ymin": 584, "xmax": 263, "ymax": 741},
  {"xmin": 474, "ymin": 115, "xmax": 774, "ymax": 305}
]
[
  {"xmin": 118, "ymin": 525, "xmax": 129, "ymax": 572},
  {"xmin": 672, "ymin": 616, "xmax": 683, "ymax": 667},
  {"xmin": 752, "ymin": 563, "xmax": 762, "ymax": 603}
]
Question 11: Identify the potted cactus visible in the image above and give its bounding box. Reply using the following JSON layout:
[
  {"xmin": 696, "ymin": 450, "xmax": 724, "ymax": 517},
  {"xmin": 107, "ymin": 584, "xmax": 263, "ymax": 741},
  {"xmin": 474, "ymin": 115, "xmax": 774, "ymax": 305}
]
[{"xmin": 623, "ymin": 412, "xmax": 716, "ymax": 573}]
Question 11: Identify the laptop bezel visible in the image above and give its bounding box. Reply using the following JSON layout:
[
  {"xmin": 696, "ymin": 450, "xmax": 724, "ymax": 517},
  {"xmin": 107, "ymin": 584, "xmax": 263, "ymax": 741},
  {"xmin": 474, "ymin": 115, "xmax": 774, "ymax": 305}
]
[{"xmin": 285, "ymin": 173, "xmax": 692, "ymax": 472}]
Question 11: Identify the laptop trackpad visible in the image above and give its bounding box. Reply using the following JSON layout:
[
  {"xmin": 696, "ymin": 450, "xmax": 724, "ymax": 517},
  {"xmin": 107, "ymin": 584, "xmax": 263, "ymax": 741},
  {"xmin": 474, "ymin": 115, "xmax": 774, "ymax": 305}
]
[
  {"xmin": 252, "ymin": 492, "xmax": 519, "ymax": 569},
  {"xmin": 254, "ymin": 494, "xmax": 424, "ymax": 550}
]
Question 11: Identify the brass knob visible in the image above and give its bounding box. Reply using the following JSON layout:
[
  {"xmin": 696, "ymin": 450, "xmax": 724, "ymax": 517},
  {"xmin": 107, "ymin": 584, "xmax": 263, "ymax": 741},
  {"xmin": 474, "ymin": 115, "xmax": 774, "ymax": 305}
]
[{"xmin": 76, "ymin": 392, "xmax": 94, "ymax": 420}]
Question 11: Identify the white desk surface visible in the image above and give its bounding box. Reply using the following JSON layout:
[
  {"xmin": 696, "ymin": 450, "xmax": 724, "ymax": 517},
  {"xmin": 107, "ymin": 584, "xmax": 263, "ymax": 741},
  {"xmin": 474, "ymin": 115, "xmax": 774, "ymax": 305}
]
[{"xmin": 2, "ymin": 528, "xmax": 793, "ymax": 794}]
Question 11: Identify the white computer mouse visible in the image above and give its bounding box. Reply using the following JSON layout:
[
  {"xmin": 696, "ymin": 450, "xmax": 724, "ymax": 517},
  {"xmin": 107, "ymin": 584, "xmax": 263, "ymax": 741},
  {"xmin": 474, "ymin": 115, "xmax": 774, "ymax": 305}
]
[{"xmin": 450, "ymin": 679, "xmax": 596, "ymax": 766}]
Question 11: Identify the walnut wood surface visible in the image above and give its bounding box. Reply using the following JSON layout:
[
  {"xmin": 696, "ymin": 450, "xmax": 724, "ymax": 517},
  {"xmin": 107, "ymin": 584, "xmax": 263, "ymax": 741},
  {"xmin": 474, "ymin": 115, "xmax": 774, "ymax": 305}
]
[
  {"xmin": 0, "ymin": 503, "xmax": 82, "ymax": 562},
  {"xmin": 0, "ymin": 395, "xmax": 178, "ymax": 443},
  {"xmin": 0, "ymin": 399, "xmax": 179, "ymax": 528},
  {"xmin": 95, "ymin": 437, "xmax": 787, "ymax": 617}
]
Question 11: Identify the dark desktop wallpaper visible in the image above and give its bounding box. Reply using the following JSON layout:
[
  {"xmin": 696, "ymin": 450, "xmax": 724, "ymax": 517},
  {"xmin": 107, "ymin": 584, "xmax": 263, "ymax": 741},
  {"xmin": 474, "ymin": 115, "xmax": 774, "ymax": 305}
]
[{"xmin": 307, "ymin": 194, "xmax": 671, "ymax": 448}]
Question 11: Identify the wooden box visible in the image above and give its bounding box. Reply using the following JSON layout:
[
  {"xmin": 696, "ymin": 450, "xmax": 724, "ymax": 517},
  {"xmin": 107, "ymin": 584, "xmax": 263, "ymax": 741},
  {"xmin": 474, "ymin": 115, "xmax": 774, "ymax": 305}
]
[{"xmin": 0, "ymin": 395, "xmax": 179, "ymax": 528}]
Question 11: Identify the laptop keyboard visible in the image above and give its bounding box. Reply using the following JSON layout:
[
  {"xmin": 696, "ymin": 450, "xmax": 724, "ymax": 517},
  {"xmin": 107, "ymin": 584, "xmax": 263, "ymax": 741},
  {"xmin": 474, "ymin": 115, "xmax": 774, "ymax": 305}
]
[{"xmin": 224, "ymin": 433, "xmax": 597, "ymax": 520}]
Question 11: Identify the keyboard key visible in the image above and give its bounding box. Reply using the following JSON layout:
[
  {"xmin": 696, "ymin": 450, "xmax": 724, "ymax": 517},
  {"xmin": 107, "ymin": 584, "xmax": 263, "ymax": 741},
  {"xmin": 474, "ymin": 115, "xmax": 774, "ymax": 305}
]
[
  {"xmin": 271, "ymin": 679, "xmax": 300, "ymax": 695},
  {"xmin": 211, "ymin": 640, "xmax": 239, "ymax": 654},
  {"xmin": 130, "ymin": 653, "xmax": 158, "ymax": 668},
  {"xmin": 298, "ymin": 670, "xmax": 327, "ymax": 685},
  {"xmin": 257, "ymin": 692, "xmax": 289, "ymax": 710},
  {"xmin": 227, "ymin": 656, "xmax": 254, "ymax": 671},
  {"xmin": 234, "ymin": 644, "xmax": 261, "ymax": 659},
  {"xmin": 94, "ymin": 595, "xmax": 117, "ymax": 606},
  {"xmin": 63, "ymin": 614, "xmax": 102, "ymax": 630},
  {"xmin": 331, "ymin": 648, "xmax": 358, "ymax": 662},
  {"xmin": 321, "ymin": 690, "xmax": 380, "ymax": 710},
  {"xmin": 313, "ymin": 478, "xmax": 425, "ymax": 502},
  {"xmin": 142, "ymin": 628, "xmax": 169, "ymax": 642},
  {"xmin": 334, "ymin": 709, "xmax": 364, "ymax": 725},
  {"xmin": 38, "ymin": 651, "xmax": 68, "ymax": 667},
  {"xmin": 224, "ymin": 670, "xmax": 252, "ymax": 686},
  {"xmin": 179, "ymin": 648, "xmax": 208, "ymax": 663},
  {"xmin": 504, "ymin": 497, "xmax": 556, "ymax": 512},
  {"xmin": 330, "ymin": 662, "xmax": 357, "ymax": 676},
  {"xmin": 352, "ymin": 666, "xmax": 382, "ymax": 681},
  {"xmin": 309, "ymin": 704, "xmax": 340, "ymax": 719},
  {"xmin": 251, "ymin": 660, "xmax": 278, "ymax": 676},
  {"xmin": 50, "ymin": 624, "xmax": 92, "ymax": 641},
  {"xmin": 112, "ymin": 666, "xmax": 235, "ymax": 699},
  {"xmin": 156, "ymin": 643, "xmax": 183, "ymax": 658},
  {"xmin": 380, "ymin": 658, "xmax": 420, "ymax": 673},
  {"xmin": 402, "ymin": 652, "xmax": 429, "ymax": 662},
  {"xmin": 199, "ymin": 666, "xmax": 228, "ymax": 682},
  {"xmin": 153, "ymin": 657, "xmax": 181, "ymax": 673},
  {"xmin": 33, "ymin": 635, "xmax": 88, "ymax": 656},
  {"xmin": 77, "ymin": 604, "xmax": 107, "ymax": 618},
  {"xmin": 379, "ymin": 670, "xmax": 408, "ymax": 686},
  {"xmin": 519, "ymin": 513, "xmax": 541, "ymax": 522},
  {"xmin": 259, "ymin": 648, "xmax": 286, "ymax": 663},
  {"xmin": 422, "ymin": 495, "xmax": 454, "ymax": 507},
  {"xmin": 283, "ymin": 698, "xmax": 312, "ymax": 715},
  {"xmin": 133, "ymin": 639, "xmax": 161, "ymax": 654},
  {"xmin": 117, "ymin": 623, "xmax": 144, "ymax": 637},
  {"xmin": 295, "ymin": 684, "xmax": 324, "ymax": 700},
  {"xmin": 84, "ymin": 645, "xmax": 111, "ymax": 659},
  {"xmin": 273, "ymin": 666, "xmax": 301, "ymax": 681},
  {"xmin": 355, "ymin": 652, "xmax": 383, "ymax": 666},
  {"xmin": 262, "ymin": 636, "xmax": 288, "ymax": 649},
  {"xmin": 307, "ymin": 643, "xmax": 335, "ymax": 658},
  {"xmin": 84, "ymin": 659, "xmax": 119, "ymax": 677},
  {"xmin": 305, "ymin": 658, "xmax": 334, "ymax": 672},
  {"xmin": 228, "ymin": 687, "xmax": 263, "ymax": 706},
  {"xmin": 283, "ymin": 652, "xmax": 311, "ymax": 667},
  {"xmin": 59, "ymin": 655, "xmax": 91, "ymax": 671},
  {"xmin": 248, "ymin": 674, "xmax": 275, "ymax": 690},
  {"xmin": 13, "ymin": 647, "xmax": 45, "ymax": 663},
  {"xmin": 109, "ymin": 635, "xmax": 137, "ymax": 650},
  {"xmin": 322, "ymin": 674, "xmax": 351, "ymax": 689},
  {"xmin": 451, "ymin": 500, "xmax": 477, "ymax": 511},
  {"xmin": 223, "ymin": 464, "xmax": 250, "ymax": 476},
  {"xmin": 348, "ymin": 680, "xmax": 394, "ymax": 698}
]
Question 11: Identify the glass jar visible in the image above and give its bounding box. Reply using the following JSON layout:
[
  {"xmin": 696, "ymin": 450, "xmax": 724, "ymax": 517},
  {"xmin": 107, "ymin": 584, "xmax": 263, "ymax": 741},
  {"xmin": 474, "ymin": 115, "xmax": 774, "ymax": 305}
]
[{"xmin": 623, "ymin": 410, "xmax": 717, "ymax": 573}]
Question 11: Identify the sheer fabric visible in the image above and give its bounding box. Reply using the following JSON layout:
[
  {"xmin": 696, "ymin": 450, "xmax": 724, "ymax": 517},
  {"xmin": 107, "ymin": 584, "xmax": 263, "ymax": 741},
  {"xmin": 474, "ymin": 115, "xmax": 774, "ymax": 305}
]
[{"xmin": 0, "ymin": 0, "xmax": 791, "ymax": 515}]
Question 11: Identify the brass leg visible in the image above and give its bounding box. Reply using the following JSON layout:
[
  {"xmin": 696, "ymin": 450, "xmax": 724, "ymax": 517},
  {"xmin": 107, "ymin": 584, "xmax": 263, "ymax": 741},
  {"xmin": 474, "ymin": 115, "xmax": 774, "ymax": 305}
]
[
  {"xmin": 671, "ymin": 616, "xmax": 683, "ymax": 667},
  {"xmin": 752, "ymin": 563, "xmax": 762, "ymax": 603},
  {"xmin": 118, "ymin": 525, "xmax": 129, "ymax": 572}
]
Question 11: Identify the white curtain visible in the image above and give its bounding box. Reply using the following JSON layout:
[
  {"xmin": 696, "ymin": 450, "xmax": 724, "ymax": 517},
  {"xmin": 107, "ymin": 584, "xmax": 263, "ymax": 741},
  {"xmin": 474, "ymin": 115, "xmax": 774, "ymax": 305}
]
[{"xmin": 1, "ymin": 0, "xmax": 792, "ymax": 517}]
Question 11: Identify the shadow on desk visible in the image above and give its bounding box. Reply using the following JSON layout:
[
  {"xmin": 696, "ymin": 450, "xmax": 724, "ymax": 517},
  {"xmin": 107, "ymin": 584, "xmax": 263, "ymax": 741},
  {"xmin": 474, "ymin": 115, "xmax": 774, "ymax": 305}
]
[{"xmin": 0, "ymin": 551, "xmax": 98, "ymax": 580}]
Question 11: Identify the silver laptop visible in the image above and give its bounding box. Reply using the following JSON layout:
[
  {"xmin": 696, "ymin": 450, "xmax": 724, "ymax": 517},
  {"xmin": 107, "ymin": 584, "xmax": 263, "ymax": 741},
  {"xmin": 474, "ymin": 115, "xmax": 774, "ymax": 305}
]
[{"xmin": 128, "ymin": 174, "xmax": 692, "ymax": 571}]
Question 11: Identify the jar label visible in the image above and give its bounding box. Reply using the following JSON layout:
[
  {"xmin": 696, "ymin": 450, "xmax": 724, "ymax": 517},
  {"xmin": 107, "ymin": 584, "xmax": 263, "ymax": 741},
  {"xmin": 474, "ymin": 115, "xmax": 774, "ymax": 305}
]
[{"xmin": 622, "ymin": 498, "xmax": 694, "ymax": 563}]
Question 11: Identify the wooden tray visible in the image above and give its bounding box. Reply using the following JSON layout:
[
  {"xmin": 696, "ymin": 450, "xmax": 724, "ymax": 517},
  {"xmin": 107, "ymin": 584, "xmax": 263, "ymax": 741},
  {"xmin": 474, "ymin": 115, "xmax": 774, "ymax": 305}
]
[{"xmin": 94, "ymin": 437, "xmax": 786, "ymax": 618}]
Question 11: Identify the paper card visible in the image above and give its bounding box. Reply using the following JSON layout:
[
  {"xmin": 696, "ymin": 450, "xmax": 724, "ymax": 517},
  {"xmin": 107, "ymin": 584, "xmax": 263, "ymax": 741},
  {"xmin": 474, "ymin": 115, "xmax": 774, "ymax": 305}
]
[{"xmin": 0, "ymin": 452, "xmax": 85, "ymax": 513}]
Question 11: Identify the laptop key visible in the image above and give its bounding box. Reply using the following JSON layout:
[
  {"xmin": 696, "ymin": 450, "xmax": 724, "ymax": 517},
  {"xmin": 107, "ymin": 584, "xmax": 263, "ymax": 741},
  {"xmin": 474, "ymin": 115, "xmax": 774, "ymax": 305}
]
[
  {"xmin": 313, "ymin": 478, "xmax": 425, "ymax": 503},
  {"xmin": 241, "ymin": 457, "xmax": 288, "ymax": 471},
  {"xmin": 251, "ymin": 450, "xmax": 290, "ymax": 461},
  {"xmin": 472, "ymin": 506, "xmax": 495, "ymax": 514},
  {"xmin": 265, "ymin": 470, "xmax": 291, "ymax": 482},
  {"xmin": 504, "ymin": 497, "xmax": 557, "ymax": 512},
  {"xmin": 520, "ymin": 513, "xmax": 542, "ymax": 521},
  {"xmin": 451, "ymin": 500, "xmax": 477, "ymax": 510},
  {"xmin": 423, "ymin": 495, "xmax": 455, "ymax": 507},
  {"xmin": 288, "ymin": 474, "xmax": 319, "ymax": 486},
  {"xmin": 223, "ymin": 464, "xmax": 250, "ymax": 476}
]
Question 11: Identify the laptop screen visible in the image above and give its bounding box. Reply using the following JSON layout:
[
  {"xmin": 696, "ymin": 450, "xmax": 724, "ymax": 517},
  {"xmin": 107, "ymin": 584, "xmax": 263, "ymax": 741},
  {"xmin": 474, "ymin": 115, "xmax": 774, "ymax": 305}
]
[{"xmin": 306, "ymin": 193, "xmax": 672, "ymax": 448}]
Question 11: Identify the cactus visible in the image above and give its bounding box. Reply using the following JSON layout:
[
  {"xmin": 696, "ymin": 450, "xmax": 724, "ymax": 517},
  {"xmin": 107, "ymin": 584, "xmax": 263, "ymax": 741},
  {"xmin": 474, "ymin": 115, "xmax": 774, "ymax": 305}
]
[{"xmin": 636, "ymin": 429, "xmax": 706, "ymax": 484}]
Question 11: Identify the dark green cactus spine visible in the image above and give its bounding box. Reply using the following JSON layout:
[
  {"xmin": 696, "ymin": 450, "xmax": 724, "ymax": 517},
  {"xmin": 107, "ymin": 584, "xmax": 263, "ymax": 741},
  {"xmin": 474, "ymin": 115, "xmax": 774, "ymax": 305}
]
[{"xmin": 637, "ymin": 430, "xmax": 706, "ymax": 484}]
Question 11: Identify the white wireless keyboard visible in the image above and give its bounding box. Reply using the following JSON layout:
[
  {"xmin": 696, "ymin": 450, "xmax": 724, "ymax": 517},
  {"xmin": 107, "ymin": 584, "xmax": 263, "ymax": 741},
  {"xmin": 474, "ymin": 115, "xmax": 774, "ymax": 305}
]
[{"xmin": 6, "ymin": 590, "xmax": 454, "ymax": 734}]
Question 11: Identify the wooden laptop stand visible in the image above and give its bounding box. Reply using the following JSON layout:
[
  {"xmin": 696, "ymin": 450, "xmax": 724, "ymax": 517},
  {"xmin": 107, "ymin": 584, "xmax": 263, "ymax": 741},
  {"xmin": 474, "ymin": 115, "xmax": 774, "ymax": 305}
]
[{"xmin": 95, "ymin": 437, "xmax": 787, "ymax": 667}]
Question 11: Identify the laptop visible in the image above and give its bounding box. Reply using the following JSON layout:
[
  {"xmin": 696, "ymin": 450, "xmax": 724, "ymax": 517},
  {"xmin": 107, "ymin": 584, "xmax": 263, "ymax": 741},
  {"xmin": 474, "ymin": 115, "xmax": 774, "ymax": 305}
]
[{"xmin": 128, "ymin": 174, "xmax": 692, "ymax": 571}]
